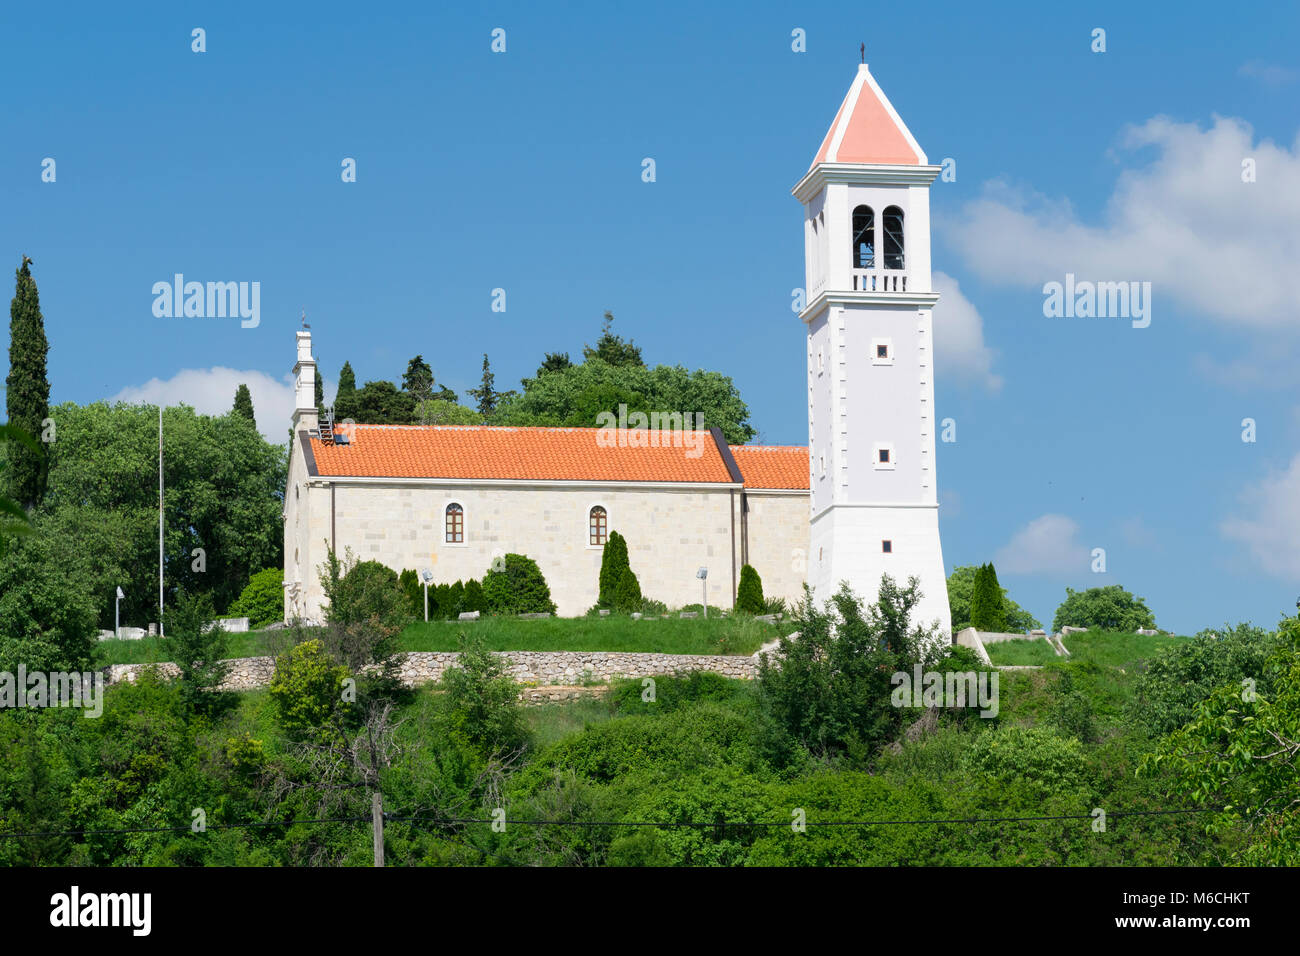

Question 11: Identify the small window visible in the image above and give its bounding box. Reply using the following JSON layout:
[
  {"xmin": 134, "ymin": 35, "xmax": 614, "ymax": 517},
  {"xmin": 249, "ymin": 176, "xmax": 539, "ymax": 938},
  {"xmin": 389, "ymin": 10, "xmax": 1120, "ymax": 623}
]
[
  {"xmin": 445, "ymin": 503, "xmax": 464, "ymax": 543},
  {"xmin": 876, "ymin": 344, "xmax": 888, "ymax": 359},
  {"xmin": 819, "ymin": 455, "xmax": 826, "ymax": 476},
  {"xmin": 882, "ymin": 540, "xmax": 893, "ymax": 553},
  {"xmin": 852, "ymin": 205, "xmax": 875, "ymax": 269},
  {"xmin": 878, "ymin": 448, "xmax": 890, "ymax": 464},
  {"xmin": 589, "ymin": 506, "xmax": 608, "ymax": 546},
  {"xmin": 872, "ymin": 337, "xmax": 894, "ymax": 366}
]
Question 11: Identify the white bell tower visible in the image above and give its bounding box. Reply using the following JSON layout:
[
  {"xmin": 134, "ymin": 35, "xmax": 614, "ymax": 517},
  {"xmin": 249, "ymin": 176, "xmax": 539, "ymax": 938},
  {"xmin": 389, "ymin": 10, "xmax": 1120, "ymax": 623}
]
[{"xmin": 794, "ymin": 61, "xmax": 952, "ymax": 641}]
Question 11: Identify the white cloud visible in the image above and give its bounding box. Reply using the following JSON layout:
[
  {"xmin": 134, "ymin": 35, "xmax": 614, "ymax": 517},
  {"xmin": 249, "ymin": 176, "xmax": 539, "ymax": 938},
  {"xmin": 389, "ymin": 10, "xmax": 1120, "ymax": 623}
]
[
  {"xmin": 1220, "ymin": 453, "xmax": 1300, "ymax": 579},
  {"xmin": 942, "ymin": 115, "xmax": 1300, "ymax": 329},
  {"xmin": 1239, "ymin": 60, "xmax": 1298, "ymax": 87},
  {"xmin": 110, "ymin": 367, "xmax": 319, "ymax": 443},
  {"xmin": 994, "ymin": 513, "xmax": 1090, "ymax": 576},
  {"xmin": 931, "ymin": 271, "xmax": 1002, "ymax": 391}
]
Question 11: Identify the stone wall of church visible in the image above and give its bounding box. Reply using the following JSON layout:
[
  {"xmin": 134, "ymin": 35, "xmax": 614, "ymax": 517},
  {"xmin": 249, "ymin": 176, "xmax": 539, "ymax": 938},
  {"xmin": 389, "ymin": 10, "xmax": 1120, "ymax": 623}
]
[
  {"xmin": 291, "ymin": 481, "xmax": 743, "ymax": 618},
  {"xmin": 738, "ymin": 491, "xmax": 810, "ymax": 609}
]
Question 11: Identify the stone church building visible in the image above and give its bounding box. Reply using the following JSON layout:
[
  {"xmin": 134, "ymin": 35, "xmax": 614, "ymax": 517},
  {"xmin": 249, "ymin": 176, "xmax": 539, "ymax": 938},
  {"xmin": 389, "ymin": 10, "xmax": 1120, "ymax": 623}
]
[{"xmin": 283, "ymin": 61, "xmax": 953, "ymax": 637}]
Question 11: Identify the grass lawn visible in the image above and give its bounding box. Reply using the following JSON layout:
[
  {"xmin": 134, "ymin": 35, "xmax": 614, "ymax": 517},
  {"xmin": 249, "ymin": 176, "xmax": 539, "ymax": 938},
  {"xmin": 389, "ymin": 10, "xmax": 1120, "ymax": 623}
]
[
  {"xmin": 985, "ymin": 638, "xmax": 1061, "ymax": 667},
  {"xmin": 95, "ymin": 612, "xmax": 784, "ymax": 666}
]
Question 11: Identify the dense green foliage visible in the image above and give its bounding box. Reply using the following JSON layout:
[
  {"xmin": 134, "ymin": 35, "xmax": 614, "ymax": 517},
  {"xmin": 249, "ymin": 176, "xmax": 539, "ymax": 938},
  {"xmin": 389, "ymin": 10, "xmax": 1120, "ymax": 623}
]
[
  {"xmin": 317, "ymin": 548, "xmax": 410, "ymax": 668},
  {"xmin": 229, "ymin": 568, "xmax": 285, "ymax": 629},
  {"xmin": 1053, "ymin": 584, "xmax": 1156, "ymax": 633},
  {"xmin": 947, "ymin": 565, "xmax": 1040, "ymax": 632},
  {"xmin": 162, "ymin": 591, "xmax": 230, "ymax": 714},
  {"xmin": 736, "ymin": 564, "xmax": 764, "ymax": 614},
  {"xmin": 4, "ymin": 257, "xmax": 50, "ymax": 509},
  {"xmin": 232, "ymin": 384, "xmax": 255, "ymax": 423},
  {"xmin": 597, "ymin": 531, "xmax": 631, "ymax": 608},
  {"xmin": 969, "ymin": 563, "xmax": 1006, "ymax": 631},
  {"xmin": 482, "ymin": 553, "xmax": 557, "ymax": 615},
  {"xmin": 612, "ymin": 566, "xmax": 643, "ymax": 613}
]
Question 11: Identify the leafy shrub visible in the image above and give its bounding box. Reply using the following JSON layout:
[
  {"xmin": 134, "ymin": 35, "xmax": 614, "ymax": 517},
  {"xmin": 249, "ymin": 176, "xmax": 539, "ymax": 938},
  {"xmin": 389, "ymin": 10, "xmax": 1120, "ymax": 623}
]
[
  {"xmin": 1053, "ymin": 585, "xmax": 1155, "ymax": 633},
  {"xmin": 318, "ymin": 547, "xmax": 409, "ymax": 667},
  {"xmin": 229, "ymin": 567, "xmax": 284, "ymax": 628},
  {"xmin": 269, "ymin": 639, "xmax": 349, "ymax": 741},
  {"xmin": 962, "ymin": 726, "xmax": 1089, "ymax": 798},
  {"xmin": 1129, "ymin": 621, "xmax": 1281, "ymax": 735},
  {"xmin": 736, "ymin": 564, "xmax": 764, "ymax": 614},
  {"xmin": 462, "ymin": 577, "xmax": 488, "ymax": 614},
  {"xmin": 482, "ymin": 553, "xmax": 557, "ymax": 615},
  {"xmin": 442, "ymin": 636, "xmax": 526, "ymax": 754},
  {"xmin": 1044, "ymin": 669, "xmax": 1095, "ymax": 742}
]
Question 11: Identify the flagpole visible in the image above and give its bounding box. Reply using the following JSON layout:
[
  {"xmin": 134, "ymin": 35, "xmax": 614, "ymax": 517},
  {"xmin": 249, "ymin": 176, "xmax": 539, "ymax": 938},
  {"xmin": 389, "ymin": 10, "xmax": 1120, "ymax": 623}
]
[{"xmin": 159, "ymin": 404, "xmax": 164, "ymax": 637}]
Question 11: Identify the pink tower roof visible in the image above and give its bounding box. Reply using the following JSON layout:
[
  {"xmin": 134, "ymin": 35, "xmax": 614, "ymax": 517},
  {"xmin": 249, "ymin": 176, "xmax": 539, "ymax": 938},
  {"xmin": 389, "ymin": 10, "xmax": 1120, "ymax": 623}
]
[{"xmin": 809, "ymin": 64, "xmax": 927, "ymax": 169}]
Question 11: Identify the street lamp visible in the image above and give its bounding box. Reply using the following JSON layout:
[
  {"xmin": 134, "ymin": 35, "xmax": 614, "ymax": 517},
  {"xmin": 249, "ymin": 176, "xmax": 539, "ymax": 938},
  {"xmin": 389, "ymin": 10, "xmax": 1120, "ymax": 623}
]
[
  {"xmin": 421, "ymin": 568, "xmax": 434, "ymax": 622},
  {"xmin": 696, "ymin": 567, "xmax": 708, "ymax": 619},
  {"xmin": 115, "ymin": 586, "xmax": 125, "ymax": 638}
]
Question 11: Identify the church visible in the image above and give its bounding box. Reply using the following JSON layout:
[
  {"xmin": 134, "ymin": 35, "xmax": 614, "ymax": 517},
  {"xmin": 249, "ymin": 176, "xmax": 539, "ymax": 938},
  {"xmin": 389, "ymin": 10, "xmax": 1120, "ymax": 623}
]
[{"xmin": 283, "ymin": 61, "xmax": 953, "ymax": 637}]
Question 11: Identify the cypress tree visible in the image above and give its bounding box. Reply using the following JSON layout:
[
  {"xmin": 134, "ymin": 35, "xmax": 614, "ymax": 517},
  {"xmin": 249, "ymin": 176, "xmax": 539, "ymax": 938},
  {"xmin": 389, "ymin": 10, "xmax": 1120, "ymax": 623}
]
[
  {"xmin": 335, "ymin": 361, "xmax": 357, "ymax": 418},
  {"xmin": 4, "ymin": 256, "xmax": 50, "ymax": 509},
  {"xmin": 983, "ymin": 562, "xmax": 1008, "ymax": 632},
  {"xmin": 232, "ymin": 384, "xmax": 255, "ymax": 423},
  {"xmin": 598, "ymin": 531, "xmax": 630, "ymax": 607},
  {"xmin": 466, "ymin": 353, "xmax": 500, "ymax": 420},
  {"xmin": 613, "ymin": 566, "xmax": 642, "ymax": 613},
  {"xmin": 736, "ymin": 564, "xmax": 765, "ymax": 614}
]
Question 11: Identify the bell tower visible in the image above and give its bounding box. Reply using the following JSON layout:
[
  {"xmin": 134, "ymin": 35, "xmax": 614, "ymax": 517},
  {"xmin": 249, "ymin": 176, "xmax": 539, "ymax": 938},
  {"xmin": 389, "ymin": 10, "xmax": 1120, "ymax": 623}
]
[{"xmin": 793, "ymin": 61, "xmax": 952, "ymax": 641}]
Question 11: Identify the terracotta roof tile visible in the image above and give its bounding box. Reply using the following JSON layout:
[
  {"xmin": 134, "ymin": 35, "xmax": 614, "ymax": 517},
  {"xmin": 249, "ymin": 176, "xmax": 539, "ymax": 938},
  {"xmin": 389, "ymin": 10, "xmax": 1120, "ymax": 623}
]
[
  {"xmin": 728, "ymin": 445, "xmax": 810, "ymax": 490},
  {"xmin": 309, "ymin": 425, "xmax": 736, "ymax": 484}
]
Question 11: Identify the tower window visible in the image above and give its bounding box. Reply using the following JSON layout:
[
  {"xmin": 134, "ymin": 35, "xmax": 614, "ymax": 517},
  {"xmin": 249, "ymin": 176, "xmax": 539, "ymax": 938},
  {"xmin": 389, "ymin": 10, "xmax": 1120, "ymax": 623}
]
[
  {"xmin": 876, "ymin": 344, "xmax": 888, "ymax": 359},
  {"xmin": 589, "ymin": 505, "xmax": 608, "ymax": 546},
  {"xmin": 445, "ymin": 503, "xmax": 464, "ymax": 543},
  {"xmin": 874, "ymin": 443, "xmax": 896, "ymax": 470},
  {"xmin": 883, "ymin": 206, "xmax": 905, "ymax": 270},
  {"xmin": 882, "ymin": 540, "xmax": 893, "ymax": 553},
  {"xmin": 872, "ymin": 337, "xmax": 894, "ymax": 366},
  {"xmin": 852, "ymin": 205, "xmax": 875, "ymax": 269},
  {"xmin": 878, "ymin": 449, "xmax": 890, "ymax": 463}
]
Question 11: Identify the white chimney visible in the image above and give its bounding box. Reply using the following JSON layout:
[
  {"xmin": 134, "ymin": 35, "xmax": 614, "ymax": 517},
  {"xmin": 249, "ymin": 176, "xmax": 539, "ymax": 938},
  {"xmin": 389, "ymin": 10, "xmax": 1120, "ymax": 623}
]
[{"xmin": 292, "ymin": 330, "xmax": 318, "ymax": 435}]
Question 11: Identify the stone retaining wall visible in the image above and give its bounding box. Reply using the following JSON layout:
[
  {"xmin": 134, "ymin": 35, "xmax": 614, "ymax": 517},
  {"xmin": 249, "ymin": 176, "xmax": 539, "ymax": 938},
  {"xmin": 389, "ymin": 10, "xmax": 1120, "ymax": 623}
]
[{"xmin": 103, "ymin": 649, "xmax": 759, "ymax": 693}]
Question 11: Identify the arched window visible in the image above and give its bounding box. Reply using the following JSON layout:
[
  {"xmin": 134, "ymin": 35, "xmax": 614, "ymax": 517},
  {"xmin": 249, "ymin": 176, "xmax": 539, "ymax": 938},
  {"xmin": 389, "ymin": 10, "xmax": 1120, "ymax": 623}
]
[
  {"xmin": 589, "ymin": 506, "xmax": 608, "ymax": 546},
  {"xmin": 852, "ymin": 205, "xmax": 875, "ymax": 268},
  {"xmin": 445, "ymin": 503, "xmax": 464, "ymax": 543},
  {"xmin": 883, "ymin": 206, "xmax": 905, "ymax": 270}
]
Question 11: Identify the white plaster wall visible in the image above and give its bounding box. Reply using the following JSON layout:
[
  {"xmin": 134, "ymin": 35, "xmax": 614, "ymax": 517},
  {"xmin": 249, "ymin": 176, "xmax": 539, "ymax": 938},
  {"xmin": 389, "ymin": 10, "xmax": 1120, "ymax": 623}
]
[{"xmin": 741, "ymin": 492, "xmax": 811, "ymax": 608}]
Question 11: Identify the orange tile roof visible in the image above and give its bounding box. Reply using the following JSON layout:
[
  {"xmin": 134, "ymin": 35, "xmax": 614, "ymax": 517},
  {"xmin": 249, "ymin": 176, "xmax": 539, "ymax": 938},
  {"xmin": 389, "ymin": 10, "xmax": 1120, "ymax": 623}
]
[
  {"xmin": 307, "ymin": 425, "xmax": 737, "ymax": 484},
  {"xmin": 727, "ymin": 445, "xmax": 810, "ymax": 490}
]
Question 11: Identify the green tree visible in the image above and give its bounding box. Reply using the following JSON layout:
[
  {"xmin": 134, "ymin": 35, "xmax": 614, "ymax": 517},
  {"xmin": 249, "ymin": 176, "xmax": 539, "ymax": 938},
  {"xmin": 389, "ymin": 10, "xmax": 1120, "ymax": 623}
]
[
  {"xmin": 756, "ymin": 576, "xmax": 935, "ymax": 767},
  {"xmin": 947, "ymin": 564, "xmax": 1040, "ymax": 632},
  {"xmin": 334, "ymin": 361, "xmax": 357, "ymax": 418},
  {"xmin": 495, "ymin": 357, "xmax": 755, "ymax": 444},
  {"xmin": 535, "ymin": 352, "xmax": 572, "ymax": 378},
  {"xmin": 1142, "ymin": 615, "xmax": 1300, "ymax": 864},
  {"xmin": 401, "ymin": 354, "xmax": 434, "ymax": 395},
  {"xmin": 346, "ymin": 380, "xmax": 415, "ymax": 425},
  {"xmin": 0, "ymin": 527, "xmax": 99, "ymax": 673},
  {"xmin": 38, "ymin": 402, "xmax": 286, "ymax": 622},
  {"xmin": 228, "ymin": 567, "xmax": 285, "ymax": 628},
  {"xmin": 613, "ymin": 566, "xmax": 642, "ymax": 613},
  {"xmin": 163, "ymin": 590, "xmax": 230, "ymax": 714},
  {"xmin": 1052, "ymin": 584, "xmax": 1155, "ymax": 633},
  {"xmin": 5, "ymin": 256, "xmax": 50, "ymax": 509},
  {"xmin": 413, "ymin": 398, "xmax": 481, "ymax": 426},
  {"xmin": 462, "ymin": 577, "xmax": 488, "ymax": 614},
  {"xmin": 466, "ymin": 354, "xmax": 516, "ymax": 422},
  {"xmin": 969, "ymin": 563, "xmax": 1007, "ymax": 632},
  {"xmin": 598, "ymin": 531, "xmax": 630, "ymax": 608},
  {"xmin": 0, "ymin": 424, "xmax": 37, "ymax": 556},
  {"xmin": 582, "ymin": 311, "xmax": 644, "ymax": 367},
  {"xmin": 736, "ymin": 564, "xmax": 764, "ymax": 614},
  {"xmin": 232, "ymin": 384, "xmax": 255, "ymax": 423},
  {"xmin": 482, "ymin": 553, "xmax": 557, "ymax": 615}
]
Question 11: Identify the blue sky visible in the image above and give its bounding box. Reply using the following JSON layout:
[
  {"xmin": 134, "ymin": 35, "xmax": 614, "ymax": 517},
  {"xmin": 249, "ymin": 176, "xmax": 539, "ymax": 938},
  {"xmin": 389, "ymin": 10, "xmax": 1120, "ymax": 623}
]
[{"xmin": 3, "ymin": 0, "xmax": 1298, "ymax": 633}]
